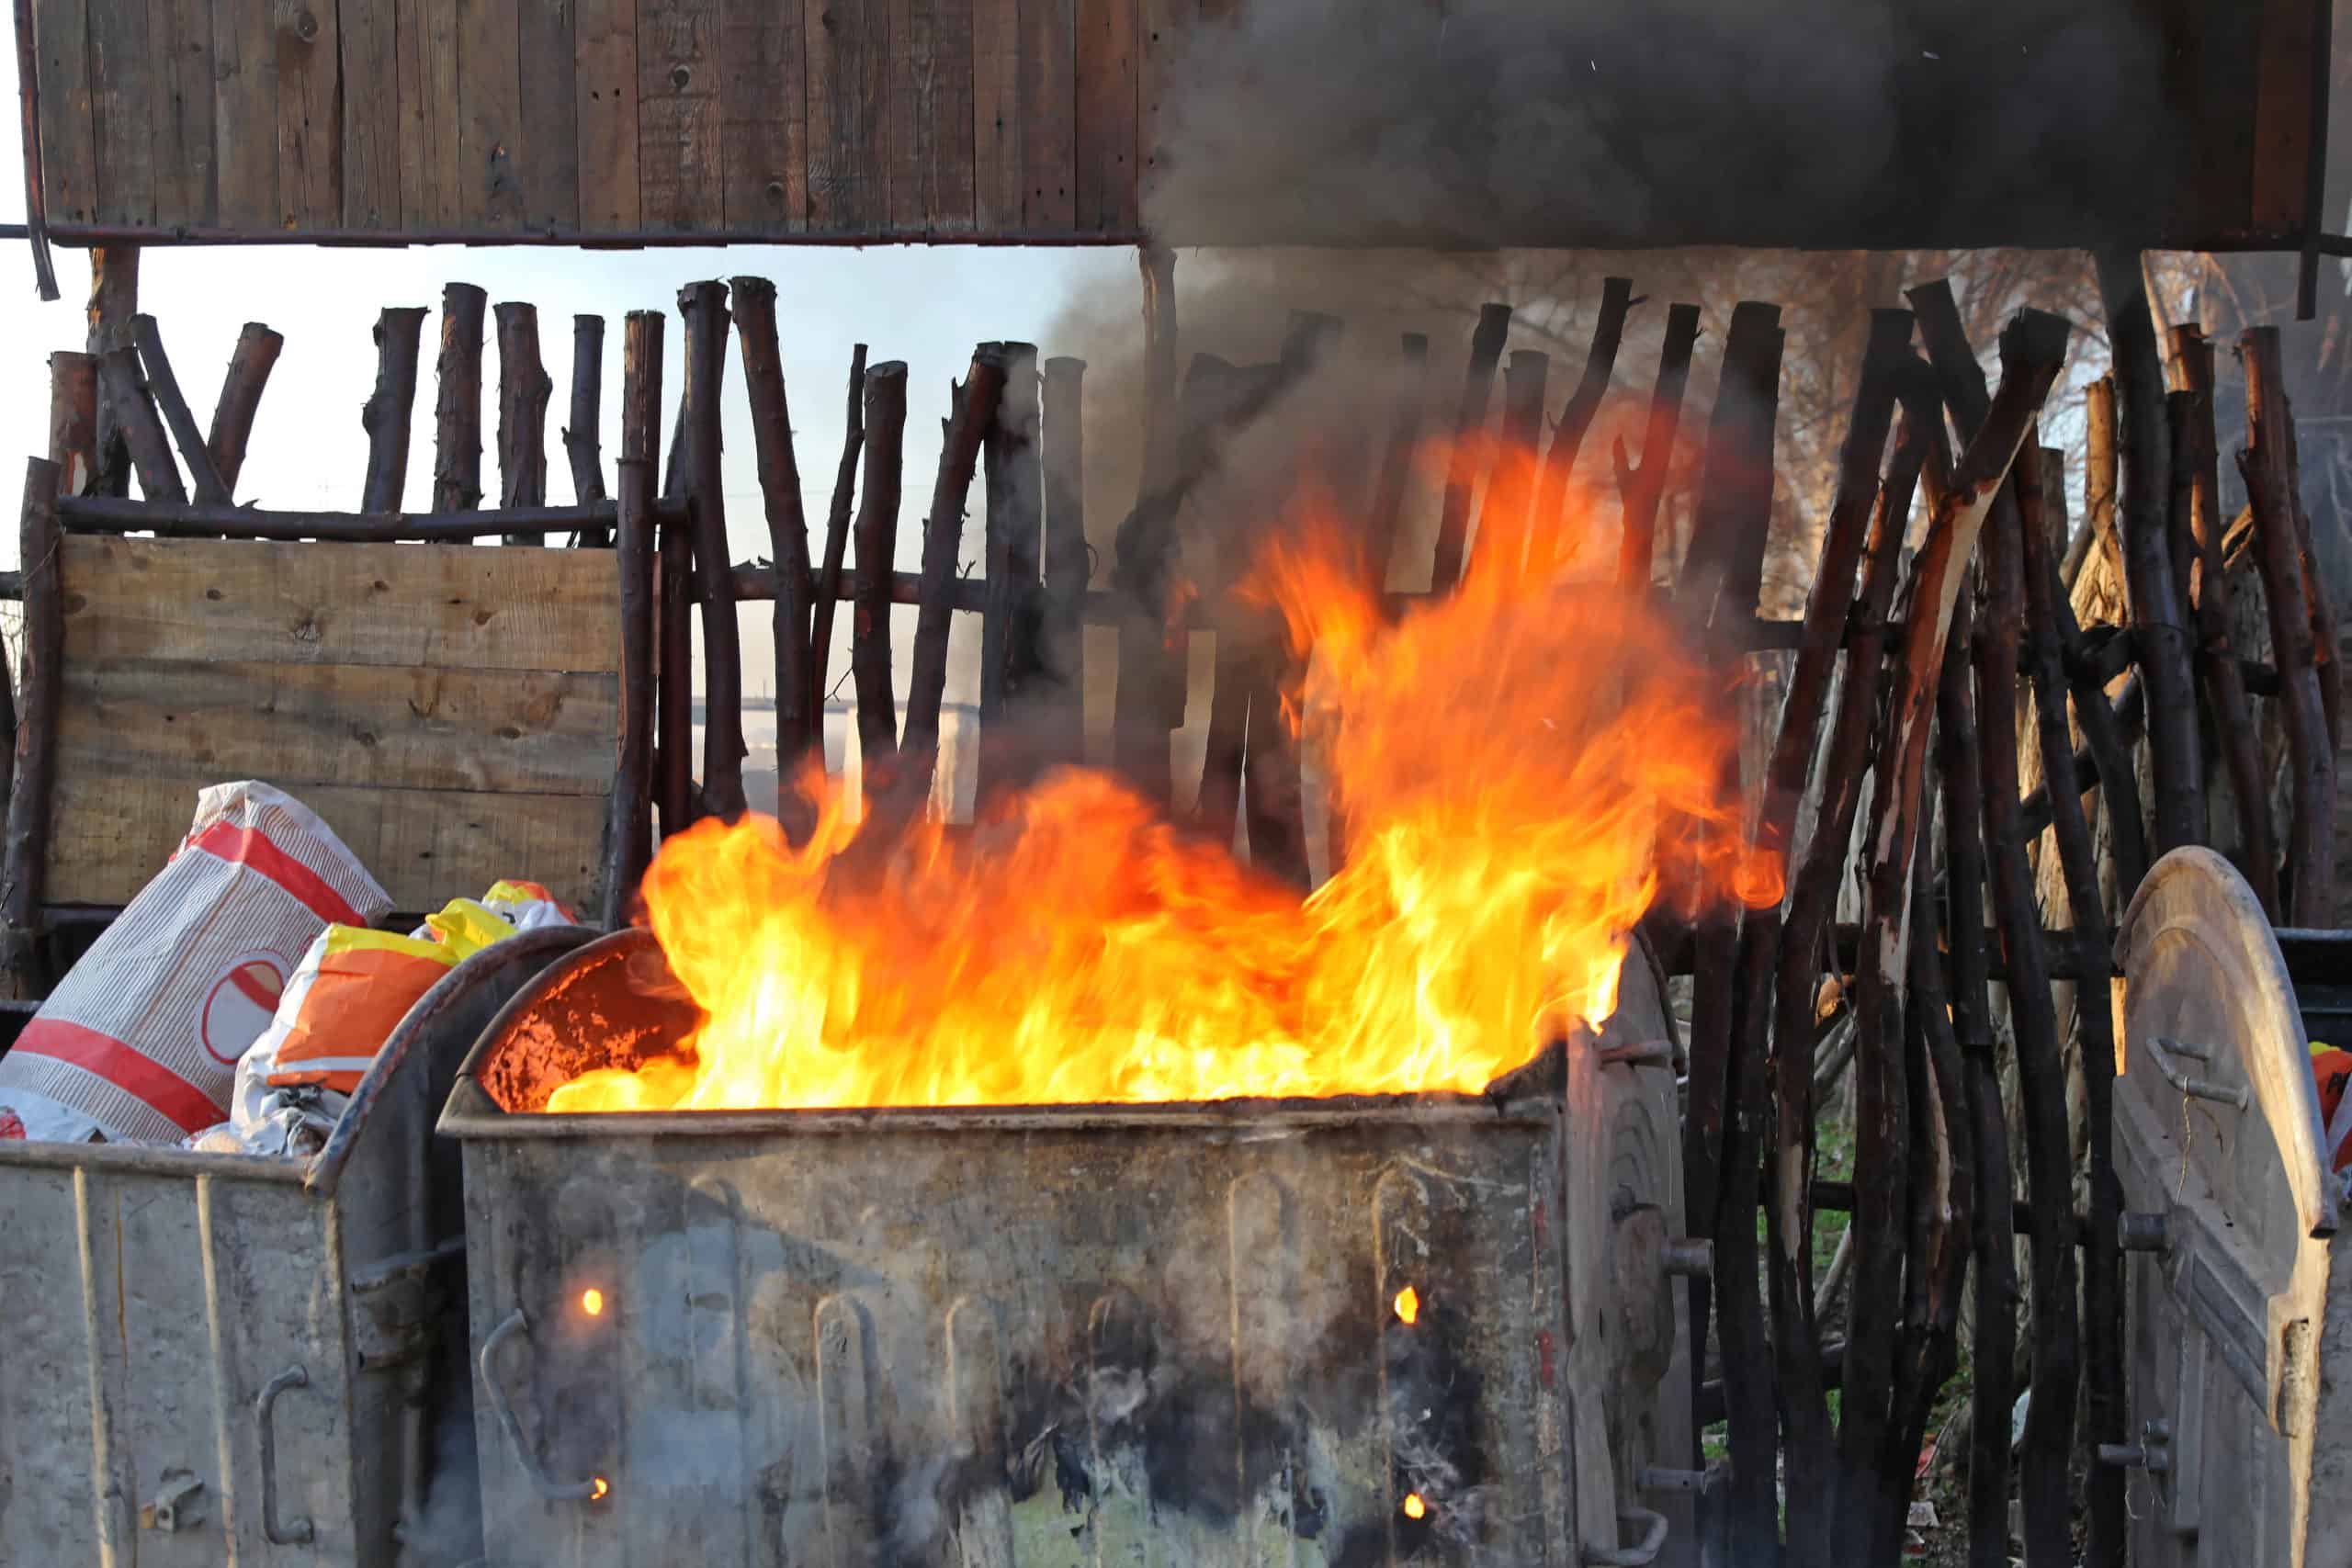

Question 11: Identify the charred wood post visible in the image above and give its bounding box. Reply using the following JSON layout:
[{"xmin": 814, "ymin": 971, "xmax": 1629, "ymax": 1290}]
[
  {"xmin": 978, "ymin": 342, "xmax": 1046, "ymax": 810},
  {"xmin": 730, "ymin": 277, "xmax": 819, "ymax": 835},
  {"xmin": 1615, "ymin": 303, "xmax": 1702, "ymax": 592},
  {"xmin": 495, "ymin": 302, "xmax": 553, "ymax": 545},
  {"xmin": 1882, "ymin": 816, "xmax": 1974, "ymax": 1567},
  {"xmin": 85, "ymin": 246, "xmax": 136, "ymax": 497},
  {"xmin": 810, "ymin": 344, "xmax": 870, "ymax": 727},
  {"xmin": 1910, "ymin": 280, "xmax": 2146, "ymax": 895},
  {"xmin": 606, "ymin": 457, "xmax": 658, "ymax": 928},
  {"xmin": 46, "ymin": 350, "xmax": 95, "ymax": 498},
  {"xmin": 1679, "ymin": 301, "xmax": 1787, "ymax": 630},
  {"xmin": 0, "ymin": 458, "xmax": 62, "ymax": 998},
  {"xmin": 434, "ymin": 284, "xmax": 489, "ymax": 517},
  {"xmin": 1678, "ymin": 302, "xmax": 1786, "ymax": 1503},
  {"xmin": 360, "ymin": 307, "xmax": 428, "ymax": 514},
  {"xmin": 1113, "ymin": 242, "xmax": 1182, "ymax": 805},
  {"xmin": 2098, "ymin": 249, "xmax": 2204, "ymax": 854},
  {"xmin": 1939, "ymin": 584, "xmax": 2018, "ymax": 1568},
  {"xmin": 1039, "ymin": 356, "xmax": 1090, "ymax": 773},
  {"xmin": 2240, "ymin": 327, "xmax": 2337, "ymax": 924},
  {"xmin": 679, "ymin": 281, "xmax": 747, "ymax": 823},
  {"xmin": 1242, "ymin": 314, "xmax": 1340, "ymax": 886},
  {"xmin": 1839, "ymin": 309, "xmax": 2072, "ymax": 1566},
  {"xmin": 206, "ymin": 322, "xmax": 282, "ymax": 501},
  {"xmin": 567, "ymin": 314, "xmax": 610, "ymax": 544},
  {"xmin": 852, "ymin": 362, "xmax": 910, "ymax": 800},
  {"xmin": 2018, "ymin": 434, "xmax": 2128, "ymax": 1568},
  {"xmin": 1529, "ymin": 276, "xmax": 1634, "ymax": 573},
  {"xmin": 613, "ymin": 310, "xmax": 664, "ymax": 895},
  {"xmin": 2174, "ymin": 328, "xmax": 2278, "ymax": 915},
  {"xmin": 1720, "ymin": 307, "xmax": 1911, "ymax": 1560},
  {"xmin": 129, "ymin": 315, "xmax": 229, "ymax": 503},
  {"xmin": 1363, "ymin": 334, "xmax": 1430, "ymax": 605},
  {"xmin": 1430, "ymin": 302, "xmax": 1511, "ymax": 592},
  {"xmin": 1465, "ymin": 348, "xmax": 1549, "ymax": 578},
  {"xmin": 899, "ymin": 347, "xmax": 1012, "ymax": 822},
  {"xmin": 95, "ymin": 346, "xmax": 186, "ymax": 504}
]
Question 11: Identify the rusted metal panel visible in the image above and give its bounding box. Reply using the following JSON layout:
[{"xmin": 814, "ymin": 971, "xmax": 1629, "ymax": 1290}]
[{"xmin": 0, "ymin": 925, "xmax": 594, "ymax": 1566}]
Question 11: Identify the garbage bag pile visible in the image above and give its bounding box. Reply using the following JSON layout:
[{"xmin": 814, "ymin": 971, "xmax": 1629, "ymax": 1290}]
[{"xmin": 0, "ymin": 781, "xmax": 577, "ymax": 1156}]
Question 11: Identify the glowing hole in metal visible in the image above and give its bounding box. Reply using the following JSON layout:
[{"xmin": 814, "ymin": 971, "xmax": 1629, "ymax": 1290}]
[
  {"xmin": 1402, "ymin": 1493, "xmax": 1427, "ymax": 1520},
  {"xmin": 1394, "ymin": 1285, "xmax": 1419, "ymax": 1325},
  {"xmin": 582, "ymin": 1288, "xmax": 605, "ymax": 1317}
]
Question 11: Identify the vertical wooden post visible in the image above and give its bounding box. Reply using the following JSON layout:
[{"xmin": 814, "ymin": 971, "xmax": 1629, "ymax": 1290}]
[
  {"xmin": 360, "ymin": 306, "xmax": 428, "ymax": 513},
  {"xmin": 852, "ymin": 362, "xmax": 910, "ymax": 805},
  {"xmin": 567, "ymin": 314, "xmax": 610, "ymax": 543},
  {"xmin": 434, "ymin": 284, "xmax": 490, "ymax": 517},
  {"xmin": 95, "ymin": 347, "xmax": 187, "ymax": 504},
  {"xmin": 679, "ymin": 280, "xmax": 747, "ymax": 823},
  {"xmin": 46, "ymin": 350, "xmax": 96, "ymax": 498},
  {"xmin": 2173, "ymin": 328, "xmax": 2278, "ymax": 915},
  {"xmin": 1679, "ymin": 300, "xmax": 1785, "ymax": 627},
  {"xmin": 207, "ymin": 322, "xmax": 283, "ymax": 500},
  {"xmin": 1363, "ymin": 333, "xmax": 1430, "ymax": 605},
  {"xmin": 85, "ymin": 246, "xmax": 138, "ymax": 497},
  {"xmin": 729, "ymin": 276, "xmax": 818, "ymax": 833},
  {"xmin": 1039, "ymin": 355, "xmax": 1090, "ymax": 774},
  {"xmin": 1465, "ymin": 347, "xmax": 1548, "ymax": 579},
  {"xmin": 1528, "ymin": 276, "xmax": 1634, "ymax": 571},
  {"xmin": 605, "ymin": 455, "xmax": 658, "ymax": 928},
  {"xmin": 978, "ymin": 341, "xmax": 1044, "ymax": 810},
  {"xmin": 1615, "ymin": 303, "xmax": 1702, "ymax": 592},
  {"xmin": 1, "ymin": 457, "xmax": 62, "ymax": 998},
  {"xmin": 1430, "ymin": 302, "xmax": 1511, "ymax": 592},
  {"xmin": 614, "ymin": 307, "xmax": 663, "ymax": 879},
  {"xmin": 2240, "ymin": 327, "xmax": 2337, "ymax": 924},
  {"xmin": 495, "ymin": 302, "xmax": 553, "ymax": 545},
  {"xmin": 1113, "ymin": 243, "xmax": 1182, "ymax": 806},
  {"xmin": 900, "ymin": 346, "xmax": 1011, "ymax": 822},
  {"xmin": 810, "ymin": 344, "xmax": 870, "ymax": 731},
  {"xmin": 129, "ymin": 315, "xmax": 230, "ymax": 503},
  {"xmin": 2098, "ymin": 248, "xmax": 2204, "ymax": 855}
]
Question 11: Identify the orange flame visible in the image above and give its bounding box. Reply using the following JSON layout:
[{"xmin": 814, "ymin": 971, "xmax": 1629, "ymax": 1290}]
[
  {"xmin": 546, "ymin": 498, "xmax": 1773, "ymax": 1114},
  {"xmin": 1393, "ymin": 1285, "xmax": 1419, "ymax": 1325},
  {"xmin": 581, "ymin": 1288, "xmax": 605, "ymax": 1317},
  {"xmin": 1403, "ymin": 1494, "xmax": 1428, "ymax": 1520}
]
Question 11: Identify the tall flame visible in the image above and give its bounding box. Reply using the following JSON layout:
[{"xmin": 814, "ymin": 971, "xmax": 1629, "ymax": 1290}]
[{"xmin": 546, "ymin": 498, "xmax": 1775, "ymax": 1113}]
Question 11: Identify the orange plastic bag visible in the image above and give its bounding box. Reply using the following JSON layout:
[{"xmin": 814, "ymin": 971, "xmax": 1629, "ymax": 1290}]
[{"xmin": 2314, "ymin": 1043, "xmax": 2352, "ymax": 1173}]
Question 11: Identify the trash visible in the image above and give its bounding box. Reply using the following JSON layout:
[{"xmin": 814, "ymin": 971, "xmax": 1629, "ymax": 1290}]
[
  {"xmin": 0, "ymin": 783, "xmax": 390, "ymax": 1144},
  {"xmin": 0, "ymin": 1108, "xmax": 24, "ymax": 1139},
  {"xmin": 1908, "ymin": 1500, "xmax": 1939, "ymax": 1529},
  {"xmin": 192, "ymin": 879, "xmax": 580, "ymax": 1156}
]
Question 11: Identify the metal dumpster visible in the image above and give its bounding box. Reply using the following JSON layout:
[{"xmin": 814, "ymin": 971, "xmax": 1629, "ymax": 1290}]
[
  {"xmin": 0, "ymin": 923, "xmax": 595, "ymax": 1566},
  {"xmin": 438, "ymin": 926, "xmax": 1702, "ymax": 1567}
]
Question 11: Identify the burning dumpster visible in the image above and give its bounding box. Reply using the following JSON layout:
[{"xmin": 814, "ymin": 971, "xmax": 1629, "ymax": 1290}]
[{"xmin": 441, "ymin": 925, "xmax": 1699, "ymax": 1566}]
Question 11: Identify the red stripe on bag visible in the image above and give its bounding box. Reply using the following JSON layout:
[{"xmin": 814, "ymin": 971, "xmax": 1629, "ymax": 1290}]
[
  {"xmin": 188, "ymin": 822, "xmax": 365, "ymax": 928},
  {"xmin": 11, "ymin": 1018, "xmax": 225, "ymax": 1134}
]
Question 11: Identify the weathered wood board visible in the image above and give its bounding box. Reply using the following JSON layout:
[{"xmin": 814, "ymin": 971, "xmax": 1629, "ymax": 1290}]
[
  {"xmin": 47, "ymin": 536, "xmax": 619, "ymax": 914},
  {"xmin": 12, "ymin": 0, "xmax": 2324, "ymax": 248}
]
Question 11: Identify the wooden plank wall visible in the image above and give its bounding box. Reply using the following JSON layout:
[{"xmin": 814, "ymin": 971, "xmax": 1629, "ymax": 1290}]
[
  {"xmin": 28, "ymin": 0, "xmax": 1159, "ymax": 239},
  {"xmin": 16, "ymin": 0, "xmax": 2329, "ymax": 245},
  {"xmin": 48, "ymin": 536, "xmax": 620, "ymax": 914}
]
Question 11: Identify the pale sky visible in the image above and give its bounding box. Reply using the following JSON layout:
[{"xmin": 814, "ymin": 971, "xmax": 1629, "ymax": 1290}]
[{"xmin": 0, "ymin": 39, "xmax": 1142, "ymax": 728}]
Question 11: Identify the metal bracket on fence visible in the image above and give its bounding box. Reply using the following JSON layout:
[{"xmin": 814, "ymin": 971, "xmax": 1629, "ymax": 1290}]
[
  {"xmin": 2120, "ymin": 1210, "xmax": 2172, "ymax": 1252},
  {"xmin": 1637, "ymin": 1461, "xmax": 1724, "ymax": 1495},
  {"xmin": 1661, "ymin": 1238, "xmax": 1714, "ymax": 1279},
  {"xmin": 1582, "ymin": 1506, "xmax": 1670, "ymax": 1566},
  {"xmin": 2146, "ymin": 1038, "xmax": 2251, "ymax": 1111},
  {"xmin": 481, "ymin": 1309, "xmax": 609, "ymax": 1505},
  {"xmin": 2097, "ymin": 1419, "xmax": 2174, "ymax": 1475}
]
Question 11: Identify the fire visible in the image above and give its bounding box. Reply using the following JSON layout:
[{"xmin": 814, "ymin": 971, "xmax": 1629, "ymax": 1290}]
[
  {"xmin": 545, "ymin": 497, "xmax": 1773, "ymax": 1115},
  {"xmin": 1403, "ymin": 1494, "xmax": 1428, "ymax": 1520},
  {"xmin": 581, "ymin": 1288, "xmax": 605, "ymax": 1317},
  {"xmin": 1393, "ymin": 1285, "xmax": 1419, "ymax": 1325},
  {"xmin": 591, "ymin": 1477, "xmax": 609, "ymax": 1501}
]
